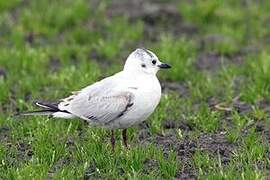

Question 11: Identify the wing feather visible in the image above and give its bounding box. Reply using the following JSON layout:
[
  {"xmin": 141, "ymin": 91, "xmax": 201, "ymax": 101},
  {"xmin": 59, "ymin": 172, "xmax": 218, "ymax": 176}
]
[{"xmin": 58, "ymin": 76, "xmax": 135, "ymax": 124}]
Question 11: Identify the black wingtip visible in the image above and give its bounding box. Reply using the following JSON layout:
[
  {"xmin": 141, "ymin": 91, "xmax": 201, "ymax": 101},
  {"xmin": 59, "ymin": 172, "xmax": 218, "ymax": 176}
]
[{"xmin": 34, "ymin": 101, "xmax": 59, "ymax": 111}]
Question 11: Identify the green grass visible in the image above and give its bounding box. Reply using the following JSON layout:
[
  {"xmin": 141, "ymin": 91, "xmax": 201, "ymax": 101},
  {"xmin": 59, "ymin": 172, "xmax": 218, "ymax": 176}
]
[{"xmin": 0, "ymin": 0, "xmax": 269, "ymax": 179}]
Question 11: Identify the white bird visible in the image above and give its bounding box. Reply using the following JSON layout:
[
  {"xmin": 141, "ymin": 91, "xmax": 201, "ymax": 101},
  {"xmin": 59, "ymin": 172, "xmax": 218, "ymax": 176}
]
[{"xmin": 19, "ymin": 48, "xmax": 171, "ymax": 150}]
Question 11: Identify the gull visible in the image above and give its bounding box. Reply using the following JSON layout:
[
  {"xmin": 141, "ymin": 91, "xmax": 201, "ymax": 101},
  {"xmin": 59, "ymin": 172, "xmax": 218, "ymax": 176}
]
[{"xmin": 19, "ymin": 48, "xmax": 171, "ymax": 150}]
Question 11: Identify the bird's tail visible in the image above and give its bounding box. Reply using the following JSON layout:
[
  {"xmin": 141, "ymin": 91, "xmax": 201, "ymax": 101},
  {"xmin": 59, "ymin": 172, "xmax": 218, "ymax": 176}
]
[
  {"xmin": 16, "ymin": 109, "xmax": 55, "ymax": 116},
  {"xmin": 16, "ymin": 101, "xmax": 74, "ymax": 119},
  {"xmin": 15, "ymin": 101, "xmax": 59, "ymax": 117}
]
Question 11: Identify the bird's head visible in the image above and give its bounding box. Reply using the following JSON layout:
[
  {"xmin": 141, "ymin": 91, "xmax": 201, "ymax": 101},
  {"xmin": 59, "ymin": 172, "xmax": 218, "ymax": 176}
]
[{"xmin": 124, "ymin": 48, "xmax": 171, "ymax": 75}]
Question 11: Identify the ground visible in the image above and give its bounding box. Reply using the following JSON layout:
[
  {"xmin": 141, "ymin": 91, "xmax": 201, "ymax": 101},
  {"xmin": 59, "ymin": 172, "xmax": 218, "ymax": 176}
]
[{"xmin": 0, "ymin": 0, "xmax": 269, "ymax": 179}]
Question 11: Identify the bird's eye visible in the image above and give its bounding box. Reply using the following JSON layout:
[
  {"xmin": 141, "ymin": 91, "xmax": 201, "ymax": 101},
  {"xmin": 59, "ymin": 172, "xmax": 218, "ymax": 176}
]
[
  {"xmin": 141, "ymin": 64, "xmax": 146, "ymax": 68},
  {"xmin": 152, "ymin": 60, "xmax": 157, "ymax": 65}
]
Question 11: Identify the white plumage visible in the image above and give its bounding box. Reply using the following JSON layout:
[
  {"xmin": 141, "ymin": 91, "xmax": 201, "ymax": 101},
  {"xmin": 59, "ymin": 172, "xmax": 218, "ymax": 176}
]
[{"xmin": 21, "ymin": 48, "xmax": 171, "ymax": 148}]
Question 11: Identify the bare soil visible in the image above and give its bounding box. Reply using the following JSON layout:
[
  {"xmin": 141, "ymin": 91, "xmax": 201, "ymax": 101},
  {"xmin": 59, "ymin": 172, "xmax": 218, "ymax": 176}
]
[
  {"xmin": 107, "ymin": 0, "xmax": 197, "ymax": 42},
  {"xmin": 140, "ymin": 130, "xmax": 236, "ymax": 179}
]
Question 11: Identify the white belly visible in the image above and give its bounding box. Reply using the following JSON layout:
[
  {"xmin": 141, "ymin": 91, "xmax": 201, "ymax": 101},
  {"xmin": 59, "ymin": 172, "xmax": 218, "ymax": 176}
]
[{"xmin": 104, "ymin": 78, "xmax": 161, "ymax": 129}]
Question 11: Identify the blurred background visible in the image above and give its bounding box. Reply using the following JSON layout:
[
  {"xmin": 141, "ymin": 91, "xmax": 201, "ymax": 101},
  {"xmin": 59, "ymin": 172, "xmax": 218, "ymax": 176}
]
[{"xmin": 0, "ymin": 0, "xmax": 269, "ymax": 179}]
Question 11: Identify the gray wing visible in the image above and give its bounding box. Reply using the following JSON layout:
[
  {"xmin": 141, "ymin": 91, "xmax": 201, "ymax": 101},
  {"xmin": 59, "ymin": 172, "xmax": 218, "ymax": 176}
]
[{"xmin": 58, "ymin": 77, "xmax": 135, "ymax": 124}]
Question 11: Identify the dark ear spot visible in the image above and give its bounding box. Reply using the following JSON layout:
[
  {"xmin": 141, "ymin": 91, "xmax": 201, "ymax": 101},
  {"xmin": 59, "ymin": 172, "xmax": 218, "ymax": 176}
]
[{"xmin": 141, "ymin": 64, "xmax": 146, "ymax": 68}]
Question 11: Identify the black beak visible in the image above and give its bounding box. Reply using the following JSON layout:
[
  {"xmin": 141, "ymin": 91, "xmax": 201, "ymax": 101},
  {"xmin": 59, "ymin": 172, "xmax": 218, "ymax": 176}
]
[{"xmin": 158, "ymin": 63, "xmax": 171, "ymax": 69}]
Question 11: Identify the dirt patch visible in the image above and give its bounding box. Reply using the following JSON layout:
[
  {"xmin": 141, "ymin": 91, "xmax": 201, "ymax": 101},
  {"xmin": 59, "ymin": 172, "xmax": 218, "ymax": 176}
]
[
  {"xmin": 178, "ymin": 121, "xmax": 193, "ymax": 132},
  {"xmin": 197, "ymin": 133, "xmax": 235, "ymax": 164},
  {"xmin": 194, "ymin": 53, "xmax": 227, "ymax": 71},
  {"xmin": 210, "ymin": 97, "xmax": 270, "ymax": 116},
  {"xmin": 161, "ymin": 119, "xmax": 193, "ymax": 132},
  {"xmin": 233, "ymin": 100, "xmax": 253, "ymax": 114},
  {"xmin": 142, "ymin": 131, "xmax": 237, "ymax": 178},
  {"xmin": 161, "ymin": 81, "xmax": 189, "ymax": 97},
  {"xmin": 194, "ymin": 52, "xmax": 244, "ymax": 72},
  {"xmin": 161, "ymin": 119, "xmax": 176, "ymax": 129},
  {"xmin": 208, "ymin": 96, "xmax": 253, "ymax": 114},
  {"xmin": 107, "ymin": 0, "xmax": 197, "ymax": 41},
  {"xmin": 107, "ymin": 0, "xmax": 180, "ymax": 20},
  {"xmin": 152, "ymin": 133, "xmax": 197, "ymax": 179}
]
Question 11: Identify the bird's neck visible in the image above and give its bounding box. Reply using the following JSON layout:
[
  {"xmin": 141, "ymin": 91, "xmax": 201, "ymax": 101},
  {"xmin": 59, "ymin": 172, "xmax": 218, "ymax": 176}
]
[{"xmin": 120, "ymin": 70, "xmax": 158, "ymax": 86}]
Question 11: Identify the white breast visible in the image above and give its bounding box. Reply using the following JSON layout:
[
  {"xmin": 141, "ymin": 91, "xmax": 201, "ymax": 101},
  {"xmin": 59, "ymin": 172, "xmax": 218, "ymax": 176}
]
[{"xmin": 105, "ymin": 75, "xmax": 161, "ymax": 129}]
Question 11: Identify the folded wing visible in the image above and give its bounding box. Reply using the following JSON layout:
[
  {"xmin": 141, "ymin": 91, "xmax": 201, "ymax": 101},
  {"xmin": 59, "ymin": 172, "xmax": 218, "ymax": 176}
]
[{"xmin": 58, "ymin": 78, "xmax": 134, "ymax": 124}]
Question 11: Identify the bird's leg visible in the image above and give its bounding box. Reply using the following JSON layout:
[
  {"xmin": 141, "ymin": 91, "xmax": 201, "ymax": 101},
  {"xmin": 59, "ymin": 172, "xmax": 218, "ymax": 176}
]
[
  {"xmin": 122, "ymin": 129, "xmax": 129, "ymax": 149},
  {"xmin": 111, "ymin": 130, "xmax": 115, "ymax": 151}
]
